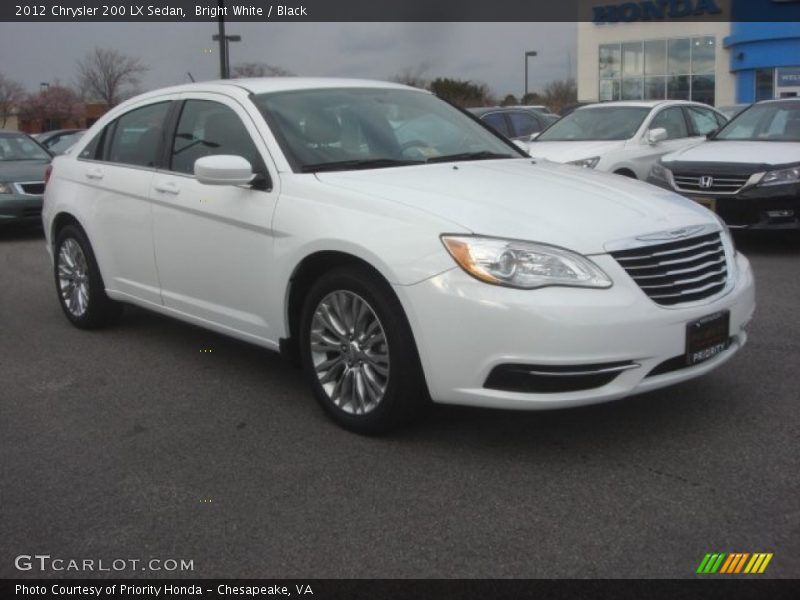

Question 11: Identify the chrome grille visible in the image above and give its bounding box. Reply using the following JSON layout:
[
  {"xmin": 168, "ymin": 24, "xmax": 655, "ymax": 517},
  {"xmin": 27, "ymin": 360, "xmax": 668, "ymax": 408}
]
[
  {"xmin": 610, "ymin": 232, "xmax": 728, "ymax": 306},
  {"xmin": 672, "ymin": 173, "xmax": 748, "ymax": 194}
]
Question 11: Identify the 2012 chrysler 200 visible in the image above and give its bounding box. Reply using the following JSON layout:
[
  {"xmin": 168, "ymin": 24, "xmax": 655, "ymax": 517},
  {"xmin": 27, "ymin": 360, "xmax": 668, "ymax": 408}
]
[{"xmin": 42, "ymin": 79, "xmax": 756, "ymax": 433}]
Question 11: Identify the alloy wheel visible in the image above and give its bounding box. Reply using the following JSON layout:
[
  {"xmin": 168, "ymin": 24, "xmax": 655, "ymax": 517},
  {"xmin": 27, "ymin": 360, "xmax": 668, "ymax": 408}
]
[{"xmin": 309, "ymin": 290, "xmax": 390, "ymax": 415}]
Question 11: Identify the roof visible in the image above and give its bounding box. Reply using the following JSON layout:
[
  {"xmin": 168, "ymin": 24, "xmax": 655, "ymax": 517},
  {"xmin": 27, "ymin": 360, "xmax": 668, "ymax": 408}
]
[
  {"xmin": 133, "ymin": 77, "xmax": 423, "ymax": 98},
  {"xmin": 575, "ymin": 100, "xmax": 720, "ymax": 111}
]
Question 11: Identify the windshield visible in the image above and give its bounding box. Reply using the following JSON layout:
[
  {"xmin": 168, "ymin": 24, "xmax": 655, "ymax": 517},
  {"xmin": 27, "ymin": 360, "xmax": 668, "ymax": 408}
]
[
  {"xmin": 0, "ymin": 133, "xmax": 51, "ymax": 161},
  {"xmin": 536, "ymin": 106, "xmax": 650, "ymax": 141},
  {"xmin": 715, "ymin": 101, "xmax": 800, "ymax": 142},
  {"xmin": 251, "ymin": 88, "xmax": 521, "ymax": 172}
]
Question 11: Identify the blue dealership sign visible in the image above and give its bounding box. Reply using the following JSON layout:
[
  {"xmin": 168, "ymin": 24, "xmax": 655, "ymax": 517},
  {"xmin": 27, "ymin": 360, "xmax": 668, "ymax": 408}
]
[
  {"xmin": 592, "ymin": 0, "xmax": 722, "ymax": 23},
  {"xmin": 777, "ymin": 68, "xmax": 800, "ymax": 87}
]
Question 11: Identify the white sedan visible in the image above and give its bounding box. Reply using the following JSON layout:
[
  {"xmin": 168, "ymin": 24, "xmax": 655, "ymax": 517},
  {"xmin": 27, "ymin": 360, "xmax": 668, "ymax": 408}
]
[
  {"xmin": 527, "ymin": 100, "xmax": 727, "ymax": 180},
  {"xmin": 42, "ymin": 79, "xmax": 755, "ymax": 433}
]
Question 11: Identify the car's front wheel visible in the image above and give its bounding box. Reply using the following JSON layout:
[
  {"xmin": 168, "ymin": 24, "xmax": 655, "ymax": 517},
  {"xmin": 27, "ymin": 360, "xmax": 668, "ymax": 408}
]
[
  {"xmin": 54, "ymin": 224, "xmax": 122, "ymax": 329},
  {"xmin": 299, "ymin": 265, "xmax": 429, "ymax": 434}
]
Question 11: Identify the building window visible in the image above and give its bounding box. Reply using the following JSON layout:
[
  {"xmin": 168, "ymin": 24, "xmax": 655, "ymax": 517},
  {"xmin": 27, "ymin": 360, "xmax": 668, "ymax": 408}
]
[
  {"xmin": 599, "ymin": 36, "xmax": 716, "ymax": 105},
  {"xmin": 756, "ymin": 68, "xmax": 775, "ymax": 102}
]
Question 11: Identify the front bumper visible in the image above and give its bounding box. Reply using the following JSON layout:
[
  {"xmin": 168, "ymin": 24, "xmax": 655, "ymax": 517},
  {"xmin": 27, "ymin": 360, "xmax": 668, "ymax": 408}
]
[
  {"xmin": 0, "ymin": 195, "xmax": 44, "ymax": 225},
  {"xmin": 395, "ymin": 252, "xmax": 755, "ymax": 410},
  {"xmin": 647, "ymin": 177, "xmax": 800, "ymax": 230}
]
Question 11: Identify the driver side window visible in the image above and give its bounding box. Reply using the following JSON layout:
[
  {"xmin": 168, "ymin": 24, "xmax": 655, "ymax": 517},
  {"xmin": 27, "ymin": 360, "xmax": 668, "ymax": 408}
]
[
  {"xmin": 650, "ymin": 107, "xmax": 689, "ymax": 140},
  {"xmin": 170, "ymin": 100, "xmax": 263, "ymax": 176}
]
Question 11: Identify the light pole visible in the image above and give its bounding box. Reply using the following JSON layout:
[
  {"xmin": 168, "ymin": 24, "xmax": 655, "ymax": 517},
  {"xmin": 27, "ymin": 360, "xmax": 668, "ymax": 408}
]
[
  {"xmin": 524, "ymin": 50, "xmax": 538, "ymax": 99},
  {"xmin": 213, "ymin": 0, "xmax": 242, "ymax": 78},
  {"xmin": 212, "ymin": 33, "xmax": 242, "ymax": 78}
]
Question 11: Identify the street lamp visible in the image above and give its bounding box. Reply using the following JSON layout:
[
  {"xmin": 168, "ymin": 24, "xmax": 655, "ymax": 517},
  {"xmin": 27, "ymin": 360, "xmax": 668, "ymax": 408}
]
[
  {"xmin": 212, "ymin": 0, "xmax": 242, "ymax": 79},
  {"xmin": 213, "ymin": 33, "xmax": 242, "ymax": 78},
  {"xmin": 524, "ymin": 50, "xmax": 538, "ymax": 99}
]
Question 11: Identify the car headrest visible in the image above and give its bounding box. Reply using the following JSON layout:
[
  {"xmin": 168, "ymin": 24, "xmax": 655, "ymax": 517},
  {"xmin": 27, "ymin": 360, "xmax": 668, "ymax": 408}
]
[{"xmin": 303, "ymin": 112, "xmax": 341, "ymax": 145}]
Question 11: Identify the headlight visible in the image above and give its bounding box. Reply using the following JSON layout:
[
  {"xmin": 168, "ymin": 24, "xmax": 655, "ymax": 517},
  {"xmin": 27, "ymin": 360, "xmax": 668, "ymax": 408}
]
[
  {"xmin": 713, "ymin": 213, "xmax": 736, "ymax": 254},
  {"xmin": 0, "ymin": 182, "xmax": 13, "ymax": 194},
  {"xmin": 441, "ymin": 235, "xmax": 612, "ymax": 290},
  {"xmin": 649, "ymin": 163, "xmax": 672, "ymax": 182},
  {"xmin": 759, "ymin": 165, "xmax": 800, "ymax": 187},
  {"xmin": 566, "ymin": 156, "xmax": 600, "ymax": 169}
]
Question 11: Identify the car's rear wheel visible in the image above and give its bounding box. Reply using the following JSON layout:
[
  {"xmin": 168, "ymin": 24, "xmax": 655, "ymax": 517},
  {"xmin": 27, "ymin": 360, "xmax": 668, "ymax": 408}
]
[
  {"xmin": 299, "ymin": 265, "xmax": 429, "ymax": 434},
  {"xmin": 54, "ymin": 224, "xmax": 122, "ymax": 329}
]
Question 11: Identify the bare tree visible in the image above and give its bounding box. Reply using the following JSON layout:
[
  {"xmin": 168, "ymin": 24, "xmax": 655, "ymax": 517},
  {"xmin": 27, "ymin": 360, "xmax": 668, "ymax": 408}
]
[
  {"xmin": 231, "ymin": 63, "xmax": 294, "ymax": 78},
  {"xmin": 542, "ymin": 78, "xmax": 577, "ymax": 114},
  {"xmin": 429, "ymin": 78, "xmax": 495, "ymax": 108},
  {"xmin": 389, "ymin": 63, "xmax": 430, "ymax": 89},
  {"xmin": 77, "ymin": 47, "xmax": 149, "ymax": 107},
  {"xmin": 20, "ymin": 85, "xmax": 82, "ymax": 131},
  {"xmin": 0, "ymin": 73, "xmax": 25, "ymax": 128},
  {"xmin": 500, "ymin": 94, "xmax": 519, "ymax": 106}
]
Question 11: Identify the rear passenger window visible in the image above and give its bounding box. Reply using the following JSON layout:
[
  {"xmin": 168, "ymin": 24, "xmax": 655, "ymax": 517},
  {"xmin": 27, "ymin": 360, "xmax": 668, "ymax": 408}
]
[
  {"xmin": 481, "ymin": 113, "xmax": 511, "ymax": 137},
  {"xmin": 508, "ymin": 111, "xmax": 542, "ymax": 137},
  {"xmin": 649, "ymin": 107, "xmax": 688, "ymax": 139},
  {"xmin": 106, "ymin": 102, "xmax": 171, "ymax": 168},
  {"xmin": 170, "ymin": 100, "xmax": 262, "ymax": 175},
  {"xmin": 79, "ymin": 130, "xmax": 103, "ymax": 160}
]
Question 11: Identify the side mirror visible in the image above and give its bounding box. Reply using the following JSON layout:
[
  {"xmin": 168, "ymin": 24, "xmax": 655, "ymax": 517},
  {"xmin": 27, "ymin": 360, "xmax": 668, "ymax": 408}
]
[
  {"xmin": 513, "ymin": 140, "xmax": 531, "ymax": 155},
  {"xmin": 706, "ymin": 129, "xmax": 719, "ymax": 139},
  {"xmin": 194, "ymin": 155, "xmax": 256, "ymax": 186},
  {"xmin": 647, "ymin": 128, "xmax": 668, "ymax": 145}
]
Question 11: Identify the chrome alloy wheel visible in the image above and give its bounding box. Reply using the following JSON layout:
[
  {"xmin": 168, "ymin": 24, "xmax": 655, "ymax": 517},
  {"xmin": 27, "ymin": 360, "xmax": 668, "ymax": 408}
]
[
  {"xmin": 57, "ymin": 238, "xmax": 90, "ymax": 318},
  {"xmin": 310, "ymin": 290, "xmax": 390, "ymax": 415}
]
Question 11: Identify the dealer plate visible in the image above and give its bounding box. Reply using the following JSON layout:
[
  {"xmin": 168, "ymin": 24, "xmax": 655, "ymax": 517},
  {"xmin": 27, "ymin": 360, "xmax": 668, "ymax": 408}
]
[
  {"xmin": 686, "ymin": 311, "xmax": 730, "ymax": 366},
  {"xmin": 692, "ymin": 197, "xmax": 717, "ymax": 212}
]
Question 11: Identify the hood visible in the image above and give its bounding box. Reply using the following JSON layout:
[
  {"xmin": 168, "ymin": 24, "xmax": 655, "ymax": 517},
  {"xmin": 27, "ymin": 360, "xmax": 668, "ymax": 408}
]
[
  {"xmin": 662, "ymin": 141, "xmax": 800, "ymax": 167},
  {"xmin": 0, "ymin": 160, "xmax": 50, "ymax": 183},
  {"xmin": 315, "ymin": 158, "xmax": 714, "ymax": 255},
  {"xmin": 525, "ymin": 140, "xmax": 627, "ymax": 163}
]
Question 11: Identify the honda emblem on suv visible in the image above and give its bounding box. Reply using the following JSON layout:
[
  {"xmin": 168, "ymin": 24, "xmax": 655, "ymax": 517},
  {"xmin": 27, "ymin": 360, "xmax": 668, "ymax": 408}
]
[{"xmin": 699, "ymin": 176, "xmax": 715, "ymax": 189}]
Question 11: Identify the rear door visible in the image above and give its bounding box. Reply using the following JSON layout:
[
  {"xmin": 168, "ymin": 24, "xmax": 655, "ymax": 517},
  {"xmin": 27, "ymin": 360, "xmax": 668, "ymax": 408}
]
[
  {"xmin": 150, "ymin": 93, "xmax": 280, "ymax": 342},
  {"xmin": 75, "ymin": 97, "xmax": 176, "ymax": 304}
]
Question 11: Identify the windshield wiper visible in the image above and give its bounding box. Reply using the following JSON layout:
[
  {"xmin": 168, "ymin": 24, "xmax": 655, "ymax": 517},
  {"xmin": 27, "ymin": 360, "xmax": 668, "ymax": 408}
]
[
  {"xmin": 301, "ymin": 158, "xmax": 423, "ymax": 173},
  {"xmin": 425, "ymin": 151, "xmax": 513, "ymax": 164}
]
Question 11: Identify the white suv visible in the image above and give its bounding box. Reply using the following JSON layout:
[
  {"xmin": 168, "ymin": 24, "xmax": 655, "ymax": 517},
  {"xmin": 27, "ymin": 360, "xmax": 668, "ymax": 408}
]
[
  {"xmin": 528, "ymin": 100, "xmax": 727, "ymax": 179},
  {"xmin": 43, "ymin": 79, "xmax": 755, "ymax": 433}
]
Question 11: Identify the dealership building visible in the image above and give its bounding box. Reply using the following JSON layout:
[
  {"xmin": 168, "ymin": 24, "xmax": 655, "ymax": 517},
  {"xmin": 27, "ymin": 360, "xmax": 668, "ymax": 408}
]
[{"xmin": 577, "ymin": 0, "xmax": 800, "ymax": 107}]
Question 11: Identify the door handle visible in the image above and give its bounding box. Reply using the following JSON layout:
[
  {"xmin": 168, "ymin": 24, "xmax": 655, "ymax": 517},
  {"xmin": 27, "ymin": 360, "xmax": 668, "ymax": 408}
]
[
  {"xmin": 154, "ymin": 181, "xmax": 180, "ymax": 195},
  {"xmin": 85, "ymin": 167, "xmax": 104, "ymax": 180}
]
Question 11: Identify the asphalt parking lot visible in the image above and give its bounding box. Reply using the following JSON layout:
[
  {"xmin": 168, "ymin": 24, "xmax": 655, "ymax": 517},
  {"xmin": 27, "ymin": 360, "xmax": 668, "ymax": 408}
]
[{"xmin": 1, "ymin": 225, "xmax": 798, "ymax": 579}]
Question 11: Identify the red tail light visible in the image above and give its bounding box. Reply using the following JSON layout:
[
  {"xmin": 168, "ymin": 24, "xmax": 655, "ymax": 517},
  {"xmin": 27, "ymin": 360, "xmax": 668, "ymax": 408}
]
[{"xmin": 44, "ymin": 165, "xmax": 53, "ymax": 188}]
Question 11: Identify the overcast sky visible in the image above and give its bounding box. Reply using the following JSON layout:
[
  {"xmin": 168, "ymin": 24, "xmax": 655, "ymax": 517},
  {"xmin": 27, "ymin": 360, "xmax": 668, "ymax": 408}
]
[{"xmin": 0, "ymin": 22, "xmax": 577, "ymax": 99}]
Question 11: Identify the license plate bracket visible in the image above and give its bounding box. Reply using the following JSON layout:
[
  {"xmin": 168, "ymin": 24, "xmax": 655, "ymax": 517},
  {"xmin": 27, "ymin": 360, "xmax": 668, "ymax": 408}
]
[
  {"xmin": 692, "ymin": 197, "xmax": 717, "ymax": 212},
  {"xmin": 686, "ymin": 311, "xmax": 730, "ymax": 366}
]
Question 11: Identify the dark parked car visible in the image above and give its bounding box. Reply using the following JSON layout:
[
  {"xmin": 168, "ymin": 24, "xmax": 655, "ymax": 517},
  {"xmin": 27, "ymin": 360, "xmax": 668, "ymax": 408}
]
[
  {"xmin": 469, "ymin": 107, "xmax": 553, "ymax": 142},
  {"xmin": 0, "ymin": 130, "xmax": 52, "ymax": 225},
  {"xmin": 34, "ymin": 129, "xmax": 85, "ymax": 155},
  {"xmin": 648, "ymin": 98, "xmax": 800, "ymax": 230}
]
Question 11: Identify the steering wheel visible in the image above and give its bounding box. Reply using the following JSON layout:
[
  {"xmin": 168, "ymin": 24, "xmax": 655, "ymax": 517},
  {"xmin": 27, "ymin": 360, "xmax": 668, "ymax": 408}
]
[{"xmin": 400, "ymin": 139, "xmax": 430, "ymax": 152}]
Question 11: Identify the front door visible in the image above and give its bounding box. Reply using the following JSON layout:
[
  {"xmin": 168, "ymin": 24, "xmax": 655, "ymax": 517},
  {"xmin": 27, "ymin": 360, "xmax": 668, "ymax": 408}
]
[{"xmin": 150, "ymin": 95, "xmax": 279, "ymax": 342}]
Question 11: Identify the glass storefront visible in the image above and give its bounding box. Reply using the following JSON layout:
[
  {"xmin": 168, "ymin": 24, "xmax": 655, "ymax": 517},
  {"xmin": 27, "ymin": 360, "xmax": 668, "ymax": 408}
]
[{"xmin": 599, "ymin": 36, "xmax": 716, "ymax": 105}]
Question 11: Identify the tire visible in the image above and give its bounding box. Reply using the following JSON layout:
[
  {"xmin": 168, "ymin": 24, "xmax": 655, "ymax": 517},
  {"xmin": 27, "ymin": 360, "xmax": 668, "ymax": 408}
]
[
  {"xmin": 53, "ymin": 224, "xmax": 122, "ymax": 329},
  {"xmin": 299, "ymin": 265, "xmax": 429, "ymax": 434}
]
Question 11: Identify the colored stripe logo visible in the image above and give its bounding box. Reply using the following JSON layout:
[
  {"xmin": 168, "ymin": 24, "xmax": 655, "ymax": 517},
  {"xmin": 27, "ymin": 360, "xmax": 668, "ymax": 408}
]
[{"xmin": 696, "ymin": 553, "xmax": 773, "ymax": 574}]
